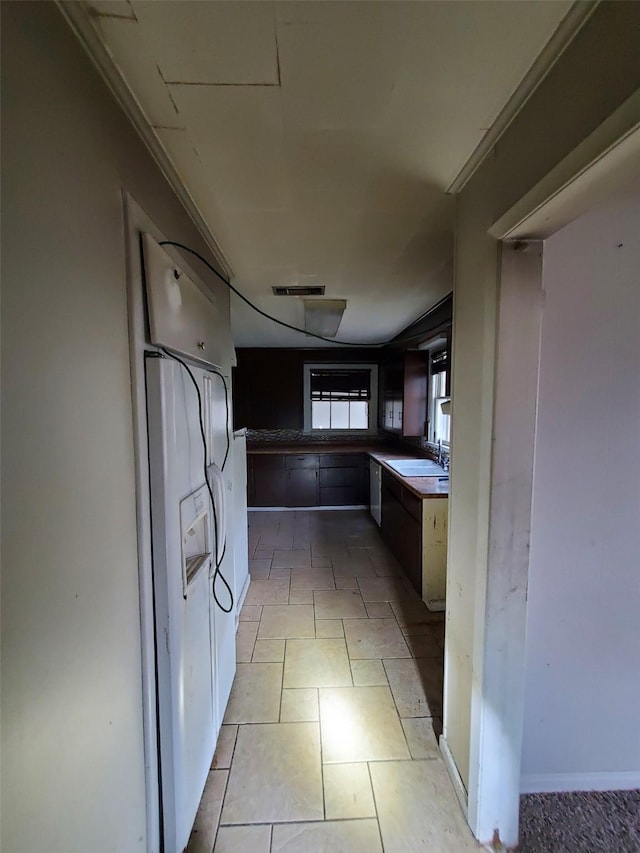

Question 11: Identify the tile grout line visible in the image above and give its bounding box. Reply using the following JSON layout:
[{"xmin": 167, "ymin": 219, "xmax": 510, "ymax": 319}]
[
  {"xmin": 380, "ymin": 657, "xmax": 414, "ymax": 759},
  {"xmin": 366, "ymin": 761, "xmax": 386, "ymax": 853},
  {"xmin": 210, "ymin": 765, "xmax": 232, "ymax": 853},
  {"xmin": 278, "ymin": 636, "xmax": 286, "ymax": 723},
  {"xmin": 218, "ymin": 815, "xmax": 400, "ymax": 827},
  {"xmin": 318, "ymin": 683, "xmax": 327, "ymax": 822},
  {"xmin": 208, "ymin": 721, "xmax": 240, "ymax": 850}
]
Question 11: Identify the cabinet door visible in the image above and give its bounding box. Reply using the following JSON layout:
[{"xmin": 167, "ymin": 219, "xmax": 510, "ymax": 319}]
[
  {"xmin": 381, "ymin": 484, "xmax": 403, "ymax": 556},
  {"xmin": 247, "ymin": 456, "xmax": 255, "ymax": 506},
  {"xmin": 286, "ymin": 468, "xmax": 319, "ymax": 506},
  {"xmin": 384, "ymin": 400, "xmax": 394, "ymax": 430},
  {"xmin": 393, "ymin": 399, "xmax": 403, "ymax": 431},
  {"xmin": 402, "ymin": 510, "xmax": 422, "ymax": 596},
  {"xmin": 251, "ymin": 455, "xmax": 285, "ymax": 506},
  {"xmin": 402, "ymin": 490, "xmax": 422, "ymax": 523},
  {"xmin": 253, "ymin": 469, "xmax": 285, "ymax": 506},
  {"xmin": 422, "ymin": 499, "xmax": 448, "ymax": 608},
  {"xmin": 360, "ymin": 464, "xmax": 370, "ymax": 505},
  {"xmin": 379, "ymin": 359, "xmax": 403, "ymax": 432},
  {"xmin": 402, "ymin": 352, "xmax": 428, "ymax": 437}
]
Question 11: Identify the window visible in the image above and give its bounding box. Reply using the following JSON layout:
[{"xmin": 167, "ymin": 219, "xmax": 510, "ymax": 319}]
[
  {"xmin": 303, "ymin": 364, "xmax": 378, "ymax": 433},
  {"xmin": 429, "ymin": 349, "xmax": 450, "ymax": 444}
]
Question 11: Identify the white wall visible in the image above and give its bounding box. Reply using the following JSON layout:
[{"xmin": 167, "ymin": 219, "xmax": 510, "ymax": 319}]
[
  {"xmin": 521, "ymin": 189, "xmax": 640, "ymax": 792},
  {"xmin": 1, "ymin": 4, "xmax": 230, "ymax": 851}
]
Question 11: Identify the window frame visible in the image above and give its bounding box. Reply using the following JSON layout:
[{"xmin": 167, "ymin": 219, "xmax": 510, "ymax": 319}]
[
  {"xmin": 428, "ymin": 347, "xmax": 451, "ymax": 446},
  {"xmin": 418, "ymin": 331, "xmax": 451, "ymax": 446},
  {"xmin": 303, "ymin": 362, "xmax": 379, "ymax": 435}
]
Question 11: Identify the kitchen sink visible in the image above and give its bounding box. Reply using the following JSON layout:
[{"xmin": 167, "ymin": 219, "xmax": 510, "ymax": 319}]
[{"xmin": 385, "ymin": 459, "xmax": 448, "ymax": 477}]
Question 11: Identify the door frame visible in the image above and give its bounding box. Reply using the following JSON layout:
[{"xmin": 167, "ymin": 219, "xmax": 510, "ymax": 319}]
[{"xmin": 460, "ymin": 117, "xmax": 640, "ymax": 847}]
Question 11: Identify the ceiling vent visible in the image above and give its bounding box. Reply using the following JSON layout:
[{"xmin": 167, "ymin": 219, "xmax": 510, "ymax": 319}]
[{"xmin": 272, "ymin": 285, "xmax": 325, "ymax": 296}]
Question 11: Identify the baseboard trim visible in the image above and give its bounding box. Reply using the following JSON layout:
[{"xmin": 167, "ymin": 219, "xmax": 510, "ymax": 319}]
[
  {"xmin": 440, "ymin": 735, "xmax": 469, "ymax": 817},
  {"xmin": 247, "ymin": 505, "xmax": 368, "ymax": 512},
  {"xmin": 521, "ymin": 771, "xmax": 640, "ymax": 794}
]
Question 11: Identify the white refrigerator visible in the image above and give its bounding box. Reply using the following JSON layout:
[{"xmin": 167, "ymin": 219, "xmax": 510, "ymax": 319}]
[{"xmin": 146, "ymin": 353, "xmax": 236, "ymax": 853}]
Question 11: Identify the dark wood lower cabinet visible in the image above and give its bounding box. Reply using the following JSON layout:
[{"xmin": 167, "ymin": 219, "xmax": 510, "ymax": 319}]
[
  {"xmin": 319, "ymin": 466, "xmax": 361, "ymax": 488},
  {"xmin": 381, "ymin": 469, "xmax": 423, "ymax": 596},
  {"xmin": 248, "ymin": 452, "xmax": 368, "ymax": 508},
  {"xmin": 401, "ymin": 512, "xmax": 422, "ymax": 595},
  {"xmin": 252, "ymin": 456, "xmax": 285, "ymax": 506},
  {"xmin": 381, "ymin": 483, "xmax": 403, "ymax": 558},
  {"xmin": 285, "ymin": 468, "xmax": 319, "ymax": 506},
  {"xmin": 320, "ymin": 485, "xmax": 361, "ymax": 506}
]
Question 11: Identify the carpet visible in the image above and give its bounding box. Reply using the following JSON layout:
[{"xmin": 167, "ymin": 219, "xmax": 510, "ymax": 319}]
[{"xmin": 518, "ymin": 790, "xmax": 640, "ymax": 852}]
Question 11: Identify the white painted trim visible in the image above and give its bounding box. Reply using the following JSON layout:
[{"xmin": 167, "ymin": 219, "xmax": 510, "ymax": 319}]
[
  {"xmin": 521, "ymin": 772, "xmax": 640, "ymax": 794},
  {"xmin": 426, "ymin": 599, "xmax": 446, "ymax": 612},
  {"xmin": 123, "ymin": 196, "xmax": 163, "ymax": 853},
  {"xmin": 447, "ymin": 1, "xmax": 598, "ymax": 194},
  {"xmin": 56, "ymin": 1, "xmax": 233, "ymax": 279},
  {"xmin": 490, "ymin": 91, "xmax": 640, "ymax": 240},
  {"xmin": 248, "ymin": 505, "xmax": 368, "ymax": 512},
  {"xmin": 440, "ymin": 735, "xmax": 469, "ymax": 817},
  {"xmin": 466, "ymin": 243, "xmax": 545, "ymax": 849}
]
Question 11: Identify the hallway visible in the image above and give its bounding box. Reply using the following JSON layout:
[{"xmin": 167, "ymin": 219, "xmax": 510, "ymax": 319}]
[{"xmin": 187, "ymin": 509, "xmax": 480, "ymax": 851}]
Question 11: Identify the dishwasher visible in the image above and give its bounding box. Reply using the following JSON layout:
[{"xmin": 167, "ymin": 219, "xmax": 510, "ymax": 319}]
[{"xmin": 369, "ymin": 458, "xmax": 382, "ymax": 526}]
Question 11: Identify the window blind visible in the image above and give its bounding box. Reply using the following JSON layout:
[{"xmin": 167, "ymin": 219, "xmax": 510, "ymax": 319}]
[
  {"xmin": 430, "ymin": 350, "xmax": 448, "ymax": 374},
  {"xmin": 310, "ymin": 369, "xmax": 371, "ymax": 401}
]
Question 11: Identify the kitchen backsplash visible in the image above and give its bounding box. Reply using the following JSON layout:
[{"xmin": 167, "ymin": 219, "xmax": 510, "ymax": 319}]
[{"xmin": 246, "ymin": 428, "xmax": 389, "ymax": 444}]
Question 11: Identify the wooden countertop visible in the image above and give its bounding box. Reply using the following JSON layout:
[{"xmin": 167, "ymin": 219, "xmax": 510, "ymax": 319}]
[{"xmin": 246, "ymin": 442, "xmax": 449, "ymax": 499}]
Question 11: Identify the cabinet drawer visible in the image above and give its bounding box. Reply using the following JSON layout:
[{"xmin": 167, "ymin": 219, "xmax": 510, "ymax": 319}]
[
  {"xmin": 319, "ymin": 467, "xmax": 361, "ymax": 488},
  {"xmin": 320, "ymin": 486, "xmax": 359, "ymax": 506},
  {"xmin": 251, "ymin": 454, "xmax": 284, "ymax": 472},
  {"xmin": 403, "ymin": 490, "xmax": 422, "ymax": 523},
  {"xmin": 285, "ymin": 454, "xmax": 318, "ymax": 469},
  {"xmin": 320, "ymin": 453, "xmax": 362, "ymax": 468},
  {"xmin": 382, "ymin": 468, "xmax": 402, "ymax": 502}
]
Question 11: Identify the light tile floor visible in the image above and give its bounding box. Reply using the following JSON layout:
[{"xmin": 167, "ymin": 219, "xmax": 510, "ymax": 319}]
[{"xmin": 187, "ymin": 509, "xmax": 481, "ymax": 852}]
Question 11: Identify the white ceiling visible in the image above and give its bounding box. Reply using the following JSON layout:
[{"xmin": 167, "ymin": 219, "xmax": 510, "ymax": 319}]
[{"xmin": 89, "ymin": 0, "xmax": 572, "ymax": 347}]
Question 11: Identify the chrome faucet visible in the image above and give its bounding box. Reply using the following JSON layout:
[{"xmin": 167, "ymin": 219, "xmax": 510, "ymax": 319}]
[{"xmin": 437, "ymin": 439, "xmax": 450, "ymax": 472}]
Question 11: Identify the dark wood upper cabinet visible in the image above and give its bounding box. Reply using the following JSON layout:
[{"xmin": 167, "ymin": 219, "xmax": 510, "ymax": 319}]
[
  {"xmin": 379, "ymin": 352, "xmax": 428, "ymax": 437},
  {"xmin": 233, "ymin": 348, "xmax": 382, "ymax": 430}
]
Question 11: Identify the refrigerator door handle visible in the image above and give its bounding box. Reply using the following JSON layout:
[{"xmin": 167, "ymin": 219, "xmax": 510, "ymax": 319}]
[{"xmin": 207, "ymin": 463, "xmax": 226, "ymax": 566}]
